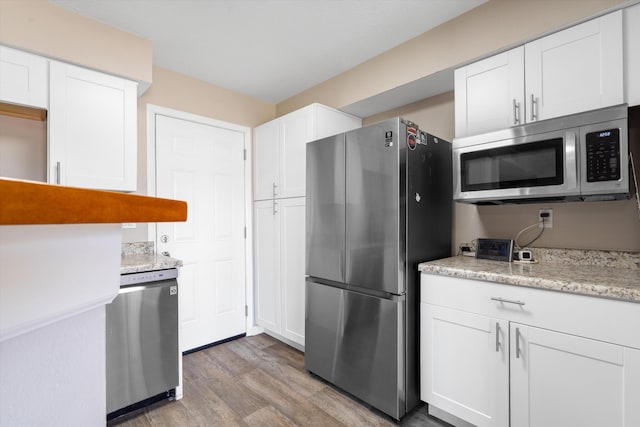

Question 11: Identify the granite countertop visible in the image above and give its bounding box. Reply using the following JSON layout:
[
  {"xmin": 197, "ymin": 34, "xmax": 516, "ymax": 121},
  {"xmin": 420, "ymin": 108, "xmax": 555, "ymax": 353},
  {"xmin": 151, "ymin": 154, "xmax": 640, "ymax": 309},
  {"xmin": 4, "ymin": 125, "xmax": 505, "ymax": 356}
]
[
  {"xmin": 121, "ymin": 241, "xmax": 182, "ymax": 274},
  {"xmin": 419, "ymin": 249, "xmax": 640, "ymax": 303}
]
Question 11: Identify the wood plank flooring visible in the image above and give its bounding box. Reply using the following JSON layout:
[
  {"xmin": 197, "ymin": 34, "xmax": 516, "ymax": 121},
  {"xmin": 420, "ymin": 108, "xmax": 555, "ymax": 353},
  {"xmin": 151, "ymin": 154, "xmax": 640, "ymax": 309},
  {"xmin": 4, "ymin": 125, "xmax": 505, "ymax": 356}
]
[{"xmin": 108, "ymin": 334, "xmax": 451, "ymax": 427}]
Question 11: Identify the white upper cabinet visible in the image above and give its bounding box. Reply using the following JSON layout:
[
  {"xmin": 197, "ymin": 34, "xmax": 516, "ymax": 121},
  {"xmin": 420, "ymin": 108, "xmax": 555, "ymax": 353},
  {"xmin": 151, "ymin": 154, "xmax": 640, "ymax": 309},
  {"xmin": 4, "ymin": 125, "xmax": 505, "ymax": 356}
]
[
  {"xmin": 253, "ymin": 120, "xmax": 279, "ymax": 200},
  {"xmin": 253, "ymin": 103, "xmax": 360, "ymax": 201},
  {"xmin": 279, "ymin": 107, "xmax": 315, "ymax": 199},
  {"xmin": 49, "ymin": 61, "xmax": 137, "ymax": 192},
  {"xmin": 624, "ymin": 3, "xmax": 640, "ymax": 106},
  {"xmin": 455, "ymin": 10, "xmax": 624, "ymax": 138},
  {"xmin": 525, "ymin": 10, "xmax": 623, "ymax": 122},
  {"xmin": 0, "ymin": 45, "xmax": 48, "ymax": 109},
  {"xmin": 455, "ymin": 47, "xmax": 524, "ymax": 137}
]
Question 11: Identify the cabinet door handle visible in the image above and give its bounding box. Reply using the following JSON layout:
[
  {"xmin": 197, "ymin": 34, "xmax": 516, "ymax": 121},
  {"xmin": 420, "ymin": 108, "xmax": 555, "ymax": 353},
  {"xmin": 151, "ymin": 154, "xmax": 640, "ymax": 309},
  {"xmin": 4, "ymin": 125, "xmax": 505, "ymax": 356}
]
[
  {"xmin": 273, "ymin": 200, "xmax": 278, "ymax": 215},
  {"xmin": 530, "ymin": 94, "xmax": 537, "ymax": 121},
  {"xmin": 55, "ymin": 161, "xmax": 61, "ymax": 184},
  {"xmin": 513, "ymin": 99, "xmax": 520, "ymax": 125},
  {"xmin": 495, "ymin": 322, "xmax": 501, "ymax": 352},
  {"xmin": 515, "ymin": 327, "xmax": 522, "ymax": 359},
  {"xmin": 491, "ymin": 297, "xmax": 525, "ymax": 306},
  {"xmin": 273, "ymin": 182, "xmax": 278, "ymax": 197}
]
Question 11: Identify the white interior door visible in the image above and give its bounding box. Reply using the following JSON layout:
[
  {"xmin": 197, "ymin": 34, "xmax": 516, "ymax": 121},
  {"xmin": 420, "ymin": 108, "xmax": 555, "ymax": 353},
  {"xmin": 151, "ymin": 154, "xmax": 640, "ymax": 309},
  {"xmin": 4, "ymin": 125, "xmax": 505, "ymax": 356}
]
[{"xmin": 155, "ymin": 114, "xmax": 246, "ymax": 352}]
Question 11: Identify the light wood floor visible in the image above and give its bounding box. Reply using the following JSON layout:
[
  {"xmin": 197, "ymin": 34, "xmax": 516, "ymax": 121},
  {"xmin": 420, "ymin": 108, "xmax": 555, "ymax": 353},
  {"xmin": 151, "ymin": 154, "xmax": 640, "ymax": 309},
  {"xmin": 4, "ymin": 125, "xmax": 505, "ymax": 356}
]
[{"xmin": 108, "ymin": 334, "xmax": 451, "ymax": 427}]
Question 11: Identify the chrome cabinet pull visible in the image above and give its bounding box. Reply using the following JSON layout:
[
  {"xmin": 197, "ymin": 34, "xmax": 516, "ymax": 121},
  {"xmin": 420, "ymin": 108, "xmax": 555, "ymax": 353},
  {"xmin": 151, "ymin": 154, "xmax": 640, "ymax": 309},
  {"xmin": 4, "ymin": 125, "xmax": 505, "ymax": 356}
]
[
  {"xmin": 273, "ymin": 182, "xmax": 278, "ymax": 197},
  {"xmin": 515, "ymin": 327, "xmax": 522, "ymax": 359},
  {"xmin": 273, "ymin": 200, "xmax": 278, "ymax": 215},
  {"xmin": 530, "ymin": 94, "xmax": 537, "ymax": 121},
  {"xmin": 495, "ymin": 322, "xmax": 501, "ymax": 352},
  {"xmin": 513, "ymin": 99, "xmax": 520, "ymax": 125},
  {"xmin": 491, "ymin": 297, "xmax": 525, "ymax": 306},
  {"xmin": 56, "ymin": 161, "xmax": 61, "ymax": 184}
]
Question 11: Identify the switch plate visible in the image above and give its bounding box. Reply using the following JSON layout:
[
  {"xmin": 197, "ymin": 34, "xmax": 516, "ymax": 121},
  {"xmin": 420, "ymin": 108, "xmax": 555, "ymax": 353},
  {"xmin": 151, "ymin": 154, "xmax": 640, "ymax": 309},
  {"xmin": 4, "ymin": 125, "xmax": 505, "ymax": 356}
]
[{"xmin": 538, "ymin": 209, "xmax": 553, "ymax": 228}]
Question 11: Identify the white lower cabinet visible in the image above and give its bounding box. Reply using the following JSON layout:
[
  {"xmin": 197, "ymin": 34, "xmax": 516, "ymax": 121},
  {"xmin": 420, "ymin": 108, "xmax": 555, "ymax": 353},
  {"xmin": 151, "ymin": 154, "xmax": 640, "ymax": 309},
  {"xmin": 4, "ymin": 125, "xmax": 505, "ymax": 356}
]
[
  {"xmin": 254, "ymin": 197, "xmax": 306, "ymax": 347},
  {"xmin": 421, "ymin": 274, "xmax": 640, "ymax": 427},
  {"xmin": 510, "ymin": 324, "xmax": 640, "ymax": 427},
  {"xmin": 421, "ymin": 304, "xmax": 508, "ymax": 427}
]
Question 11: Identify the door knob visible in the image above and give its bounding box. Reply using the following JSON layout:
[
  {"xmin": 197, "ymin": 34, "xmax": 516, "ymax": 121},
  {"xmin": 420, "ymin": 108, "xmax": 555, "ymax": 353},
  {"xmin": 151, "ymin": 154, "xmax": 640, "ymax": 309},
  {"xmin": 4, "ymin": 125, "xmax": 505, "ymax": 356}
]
[{"xmin": 160, "ymin": 235, "xmax": 169, "ymax": 243}]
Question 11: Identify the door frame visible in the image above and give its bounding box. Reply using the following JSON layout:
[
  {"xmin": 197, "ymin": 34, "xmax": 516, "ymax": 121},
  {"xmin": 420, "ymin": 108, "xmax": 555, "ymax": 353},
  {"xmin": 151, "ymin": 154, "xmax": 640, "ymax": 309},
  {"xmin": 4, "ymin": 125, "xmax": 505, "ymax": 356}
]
[{"xmin": 146, "ymin": 104, "xmax": 259, "ymax": 337}]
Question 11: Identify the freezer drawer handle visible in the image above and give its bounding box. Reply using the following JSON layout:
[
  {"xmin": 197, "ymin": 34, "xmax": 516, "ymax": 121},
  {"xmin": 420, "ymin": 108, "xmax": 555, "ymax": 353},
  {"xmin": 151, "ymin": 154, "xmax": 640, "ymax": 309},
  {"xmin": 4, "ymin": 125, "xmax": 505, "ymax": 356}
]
[{"xmin": 490, "ymin": 297, "xmax": 525, "ymax": 306}]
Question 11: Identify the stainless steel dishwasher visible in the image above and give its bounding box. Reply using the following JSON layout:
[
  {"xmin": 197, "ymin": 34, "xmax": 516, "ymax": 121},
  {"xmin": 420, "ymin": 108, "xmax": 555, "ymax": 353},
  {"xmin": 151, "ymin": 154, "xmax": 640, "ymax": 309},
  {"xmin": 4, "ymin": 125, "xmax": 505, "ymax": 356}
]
[{"xmin": 106, "ymin": 268, "xmax": 179, "ymax": 418}]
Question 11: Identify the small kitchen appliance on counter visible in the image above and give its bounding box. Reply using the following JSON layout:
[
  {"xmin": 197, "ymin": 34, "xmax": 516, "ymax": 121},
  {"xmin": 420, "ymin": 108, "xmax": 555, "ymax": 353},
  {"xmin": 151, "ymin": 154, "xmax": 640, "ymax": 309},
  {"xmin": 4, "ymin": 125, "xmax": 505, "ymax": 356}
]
[
  {"xmin": 106, "ymin": 268, "xmax": 179, "ymax": 419},
  {"xmin": 475, "ymin": 238, "xmax": 514, "ymax": 262},
  {"xmin": 305, "ymin": 118, "xmax": 452, "ymax": 420}
]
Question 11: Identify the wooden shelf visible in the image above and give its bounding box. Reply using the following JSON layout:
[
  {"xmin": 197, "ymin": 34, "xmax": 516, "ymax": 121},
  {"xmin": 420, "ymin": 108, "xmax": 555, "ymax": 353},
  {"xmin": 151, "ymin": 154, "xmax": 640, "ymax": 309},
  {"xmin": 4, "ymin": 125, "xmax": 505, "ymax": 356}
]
[
  {"xmin": 0, "ymin": 101, "xmax": 47, "ymax": 121},
  {"xmin": 0, "ymin": 178, "xmax": 187, "ymax": 225}
]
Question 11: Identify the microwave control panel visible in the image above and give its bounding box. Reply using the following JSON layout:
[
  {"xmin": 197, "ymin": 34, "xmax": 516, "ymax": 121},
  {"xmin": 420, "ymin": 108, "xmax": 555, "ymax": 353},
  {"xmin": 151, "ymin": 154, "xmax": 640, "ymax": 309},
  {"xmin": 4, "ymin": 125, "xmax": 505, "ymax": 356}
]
[{"xmin": 585, "ymin": 128, "xmax": 620, "ymax": 182}]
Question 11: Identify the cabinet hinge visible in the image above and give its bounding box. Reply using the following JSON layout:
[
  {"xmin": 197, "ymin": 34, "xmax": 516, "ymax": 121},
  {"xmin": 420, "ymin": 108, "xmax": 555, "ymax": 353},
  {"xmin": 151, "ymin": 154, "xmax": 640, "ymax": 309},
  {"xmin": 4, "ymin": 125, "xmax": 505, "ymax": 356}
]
[{"xmin": 243, "ymin": 148, "xmax": 247, "ymax": 160}]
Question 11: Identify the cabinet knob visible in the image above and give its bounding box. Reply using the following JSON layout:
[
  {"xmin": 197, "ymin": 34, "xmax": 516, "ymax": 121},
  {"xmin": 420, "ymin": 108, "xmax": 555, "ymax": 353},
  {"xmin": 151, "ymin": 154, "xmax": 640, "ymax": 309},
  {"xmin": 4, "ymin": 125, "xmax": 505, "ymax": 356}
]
[{"xmin": 160, "ymin": 235, "xmax": 169, "ymax": 243}]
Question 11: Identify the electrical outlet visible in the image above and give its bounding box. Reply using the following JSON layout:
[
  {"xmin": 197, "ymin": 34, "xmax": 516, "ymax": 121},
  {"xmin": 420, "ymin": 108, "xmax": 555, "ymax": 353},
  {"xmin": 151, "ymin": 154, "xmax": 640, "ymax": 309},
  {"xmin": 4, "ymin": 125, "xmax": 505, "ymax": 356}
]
[{"xmin": 538, "ymin": 209, "xmax": 553, "ymax": 228}]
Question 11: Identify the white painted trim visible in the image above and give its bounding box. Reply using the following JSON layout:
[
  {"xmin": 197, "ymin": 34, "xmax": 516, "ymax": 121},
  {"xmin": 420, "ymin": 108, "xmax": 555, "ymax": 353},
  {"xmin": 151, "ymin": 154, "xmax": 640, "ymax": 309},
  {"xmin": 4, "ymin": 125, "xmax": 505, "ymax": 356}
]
[{"xmin": 145, "ymin": 104, "xmax": 255, "ymax": 337}]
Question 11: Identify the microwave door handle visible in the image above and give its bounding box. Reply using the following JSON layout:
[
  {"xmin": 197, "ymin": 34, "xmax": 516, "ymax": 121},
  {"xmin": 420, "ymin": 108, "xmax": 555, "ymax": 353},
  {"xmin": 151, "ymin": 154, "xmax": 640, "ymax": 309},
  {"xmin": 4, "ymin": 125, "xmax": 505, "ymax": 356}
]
[{"xmin": 566, "ymin": 132, "xmax": 578, "ymax": 190}]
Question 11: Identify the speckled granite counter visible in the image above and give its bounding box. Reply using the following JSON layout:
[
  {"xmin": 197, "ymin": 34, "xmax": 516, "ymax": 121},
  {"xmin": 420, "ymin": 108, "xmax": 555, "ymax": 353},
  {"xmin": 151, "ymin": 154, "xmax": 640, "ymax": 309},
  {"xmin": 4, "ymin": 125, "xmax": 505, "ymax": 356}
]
[
  {"xmin": 419, "ymin": 249, "xmax": 640, "ymax": 303},
  {"xmin": 121, "ymin": 241, "xmax": 182, "ymax": 274}
]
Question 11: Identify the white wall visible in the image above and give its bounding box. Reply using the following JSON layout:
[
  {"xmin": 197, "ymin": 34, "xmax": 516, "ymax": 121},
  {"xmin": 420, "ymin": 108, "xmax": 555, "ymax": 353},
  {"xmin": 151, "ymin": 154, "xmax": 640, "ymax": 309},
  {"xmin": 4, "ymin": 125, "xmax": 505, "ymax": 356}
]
[
  {"xmin": 0, "ymin": 307, "xmax": 106, "ymax": 426},
  {"xmin": 0, "ymin": 115, "xmax": 46, "ymax": 182}
]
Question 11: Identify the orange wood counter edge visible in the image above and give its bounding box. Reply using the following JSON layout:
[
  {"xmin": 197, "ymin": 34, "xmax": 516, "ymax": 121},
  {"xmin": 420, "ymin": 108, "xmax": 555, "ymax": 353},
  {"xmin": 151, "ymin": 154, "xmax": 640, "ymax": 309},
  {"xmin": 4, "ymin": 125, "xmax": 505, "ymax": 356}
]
[{"xmin": 0, "ymin": 178, "xmax": 188, "ymax": 225}]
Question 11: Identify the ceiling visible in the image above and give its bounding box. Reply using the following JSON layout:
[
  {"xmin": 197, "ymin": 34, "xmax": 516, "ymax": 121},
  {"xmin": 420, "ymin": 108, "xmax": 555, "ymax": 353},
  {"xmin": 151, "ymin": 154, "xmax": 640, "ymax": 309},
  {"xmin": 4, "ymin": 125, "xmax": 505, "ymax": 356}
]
[{"xmin": 50, "ymin": 0, "xmax": 486, "ymax": 107}]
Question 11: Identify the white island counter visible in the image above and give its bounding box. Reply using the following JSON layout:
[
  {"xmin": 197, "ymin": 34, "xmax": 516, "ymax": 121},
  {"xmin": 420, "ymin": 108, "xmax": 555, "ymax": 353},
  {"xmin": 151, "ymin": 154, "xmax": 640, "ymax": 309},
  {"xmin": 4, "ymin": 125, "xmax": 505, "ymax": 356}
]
[{"xmin": 0, "ymin": 178, "xmax": 186, "ymax": 427}]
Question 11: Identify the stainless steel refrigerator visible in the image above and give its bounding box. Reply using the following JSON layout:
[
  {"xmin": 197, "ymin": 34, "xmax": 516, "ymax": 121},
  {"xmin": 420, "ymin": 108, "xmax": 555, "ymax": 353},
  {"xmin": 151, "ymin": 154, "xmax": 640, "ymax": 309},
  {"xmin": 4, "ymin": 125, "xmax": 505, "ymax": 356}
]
[{"xmin": 305, "ymin": 117, "xmax": 452, "ymax": 420}]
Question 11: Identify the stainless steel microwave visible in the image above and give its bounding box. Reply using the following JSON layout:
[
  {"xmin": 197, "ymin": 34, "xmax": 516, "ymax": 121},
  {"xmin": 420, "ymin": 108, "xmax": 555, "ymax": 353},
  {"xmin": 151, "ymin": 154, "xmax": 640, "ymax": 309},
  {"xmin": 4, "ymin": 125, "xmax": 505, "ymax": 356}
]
[{"xmin": 453, "ymin": 104, "xmax": 629, "ymax": 204}]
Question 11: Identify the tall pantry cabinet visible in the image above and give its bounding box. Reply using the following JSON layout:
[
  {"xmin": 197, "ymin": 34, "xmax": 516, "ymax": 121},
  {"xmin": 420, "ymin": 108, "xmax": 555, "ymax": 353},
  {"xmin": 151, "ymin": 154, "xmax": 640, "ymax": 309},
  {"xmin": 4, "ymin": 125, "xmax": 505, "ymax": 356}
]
[{"xmin": 253, "ymin": 103, "xmax": 361, "ymax": 348}]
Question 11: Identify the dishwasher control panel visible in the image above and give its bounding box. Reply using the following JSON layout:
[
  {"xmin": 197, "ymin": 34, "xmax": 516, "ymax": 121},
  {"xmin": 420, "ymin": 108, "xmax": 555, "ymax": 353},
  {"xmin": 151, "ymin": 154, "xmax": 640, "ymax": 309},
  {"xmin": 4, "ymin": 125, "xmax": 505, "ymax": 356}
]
[{"xmin": 120, "ymin": 268, "xmax": 179, "ymax": 286}]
